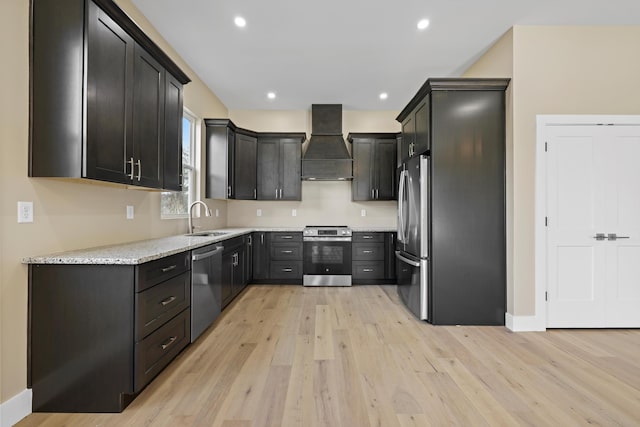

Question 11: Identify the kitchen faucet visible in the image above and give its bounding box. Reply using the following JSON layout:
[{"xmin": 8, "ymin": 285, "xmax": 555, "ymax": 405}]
[{"xmin": 188, "ymin": 201, "xmax": 212, "ymax": 234}]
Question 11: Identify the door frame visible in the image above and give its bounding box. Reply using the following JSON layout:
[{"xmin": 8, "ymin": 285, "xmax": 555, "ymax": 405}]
[{"xmin": 534, "ymin": 115, "xmax": 640, "ymax": 331}]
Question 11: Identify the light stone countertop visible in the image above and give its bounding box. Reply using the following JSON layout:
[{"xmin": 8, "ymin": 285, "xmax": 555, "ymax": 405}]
[{"xmin": 22, "ymin": 226, "xmax": 394, "ymax": 265}]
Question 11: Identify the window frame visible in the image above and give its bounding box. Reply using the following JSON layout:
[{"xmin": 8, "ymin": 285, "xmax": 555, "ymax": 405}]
[{"xmin": 160, "ymin": 108, "xmax": 199, "ymax": 219}]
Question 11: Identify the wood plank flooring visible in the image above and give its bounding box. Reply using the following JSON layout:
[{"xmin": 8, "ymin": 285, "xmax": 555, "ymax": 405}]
[{"xmin": 18, "ymin": 285, "xmax": 640, "ymax": 426}]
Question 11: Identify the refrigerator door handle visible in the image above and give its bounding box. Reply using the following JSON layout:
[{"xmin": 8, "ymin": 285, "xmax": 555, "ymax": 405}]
[
  {"xmin": 395, "ymin": 251, "xmax": 420, "ymax": 267},
  {"xmin": 398, "ymin": 169, "xmax": 408, "ymax": 242}
]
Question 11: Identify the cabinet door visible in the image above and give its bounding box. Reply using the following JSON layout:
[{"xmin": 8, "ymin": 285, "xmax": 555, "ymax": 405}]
[
  {"xmin": 85, "ymin": 2, "xmax": 134, "ymax": 184},
  {"xmin": 233, "ymin": 248, "xmax": 246, "ymax": 294},
  {"xmin": 352, "ymin": 139, "xmax": 375, "ymax": 201},
  {"xmin": 163, "ymin": 73, "xmax": 184, "ymax": 191},
  {"xmin": 257, "ymin": 138, "xmax": 280, "ymax": 200},
  {"xmin": 252, "ymin": 232, "xmax": 270, "ymax": 281},
  {"xmin": 234, "ymin": 133, "xmax": 257, "ymax": 199},
  {"xmin": 385, "ymin": 232, "xmax": 396, "ymax": 281},
  {"xmin": 132, "ymin": 45, "xmax": 164, "ymax": 189},
  {"xmin": 245, "ymin": 235, "xmax": 253, "ymax": 284},
  {"xmin": 221, "ymin": 252, "xmax": 234, "ymax": 308},
  {"xmin": 413, "ymin": 95, "xmax": 430, "ymax": 156},
  {"xmin": 375, "ymin": 139, "xmax": 397, "ymax": 200},
  {"xmin": 280, "ymin": 139, "xmax": 302, "ymax": 200},
  {"xmin": 400, "ymin": 115, "xmax": 415, "ymax": 162}
]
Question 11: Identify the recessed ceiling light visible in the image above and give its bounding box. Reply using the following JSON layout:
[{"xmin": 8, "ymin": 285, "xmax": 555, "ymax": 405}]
[
  {"xmin": 379, "ymin": 92, "xmax": 388, "ymax": 100},
  {"xmin": 267, "ymin": 92, "xmax": 276, "ymax": 100},
  {"xmin": 417, "ymin": 19, "xmax": 430, "ymax": 30},
  {"xmin": 234, "ymin": 16, "xmax": 246, "ymax": 28}
]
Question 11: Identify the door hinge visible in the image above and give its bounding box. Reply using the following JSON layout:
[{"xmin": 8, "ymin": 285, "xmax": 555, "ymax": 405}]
[
  {"xmin": 545, "ymin": 291, "xmax": 548, "ymax": 302},
  {"xmin": 545, "ymin": 142, "xmax": 548, "ymax": 152}
]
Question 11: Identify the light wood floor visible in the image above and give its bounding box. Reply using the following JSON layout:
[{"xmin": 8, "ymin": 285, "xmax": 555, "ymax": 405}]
[{"xmin": 18, "ymin": 285, "xmax": 640, "ymax": 426}]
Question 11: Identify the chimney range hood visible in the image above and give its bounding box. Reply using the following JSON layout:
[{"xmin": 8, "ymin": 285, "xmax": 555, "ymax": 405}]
[{"xmin": 301, "ymin": 104, "xmax": 353, "ymax": 180}]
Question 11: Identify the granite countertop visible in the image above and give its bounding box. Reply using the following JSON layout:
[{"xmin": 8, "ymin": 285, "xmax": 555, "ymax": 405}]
[{"xmin": 23, "ymin": 225, "xmax": 394, "ymax": 265}]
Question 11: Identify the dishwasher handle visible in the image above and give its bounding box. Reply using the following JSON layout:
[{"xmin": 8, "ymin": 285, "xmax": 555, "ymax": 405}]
[{"xmin": 192, "ymin": 246, "xmax": 224, "ymax": 261}]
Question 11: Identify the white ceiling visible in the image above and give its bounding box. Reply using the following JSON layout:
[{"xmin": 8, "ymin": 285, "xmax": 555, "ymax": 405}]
[{"xmin": 131, "ymin": 0, "xmax": 640, "ymax": 111}]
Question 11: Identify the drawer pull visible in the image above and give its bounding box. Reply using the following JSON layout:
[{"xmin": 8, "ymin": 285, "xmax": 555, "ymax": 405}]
[
  {"xmin": 362, "ymin": 250, "xmax": 374, "ymax": 254},
  {"xmin": 160, "ymin": 296, "xmax": 176, "ymax": 306},
  {"xmin": 363, "ymin": 235, "xmax": 373, "ymax": 239},
  {"xmin": 363, "ymin": 268, "xmax": 374, "ymax": 272},
  {"xmin": 282, "ymin": 268, "xmax": 293, "ymax": 272},
  {"xmin": 161, "ymin": 265, "xmax": 177, "ymax": 273},
  {"xmin": 281, "ymin": 236, "xmax": 294, "ymax": 240},
  {"xmin": 281, "ymin": 250, "xmax": 294, "ymax": 254},
  {"xmin": 160, "ymin": 336, "xmax": 178, "ymax": 350}
]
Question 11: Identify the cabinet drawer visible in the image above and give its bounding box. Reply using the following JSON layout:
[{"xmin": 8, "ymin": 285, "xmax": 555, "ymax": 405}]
[
  {"xmin": 134, "ymin": 308, "xmax": 190, "ymax": 392},
  {"xmin": 270, "ymin": 243, "xmax": 302, "ymax": 260},
  {"xmin": 353, "ymin": 232, "xmax": 384, "ymax": 243},
  {"xmin": 136, "ymin": 271, "xmax": 191, "ymax": 340},
  {"xmin": 353, "ymin": 243, "xmax": 384, "ymax": 260},
  {"xmin": 353, "ymin": 261, "xmax": 385, "ymax": 280},
  {"xmin": 270, "ymin": 232, "xmax": 302, "ymax": 242},
  {"xmin": 270, "ymin": 261, "xmax": 302, "ymax": 280},
  {"xmin": 136, "ymin": 252, "xmax": 190, "ymax": 292}
]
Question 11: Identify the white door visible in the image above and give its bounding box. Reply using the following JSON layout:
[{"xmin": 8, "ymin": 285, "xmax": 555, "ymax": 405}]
[{"xmin": 546, "ymin": 124, "xmax": 640, "ymax": 327}]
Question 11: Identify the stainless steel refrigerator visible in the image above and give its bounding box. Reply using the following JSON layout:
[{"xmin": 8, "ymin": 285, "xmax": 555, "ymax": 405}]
[{"xmin": 396, "ymin": 154, "xmax": 430, "ymax": 320}]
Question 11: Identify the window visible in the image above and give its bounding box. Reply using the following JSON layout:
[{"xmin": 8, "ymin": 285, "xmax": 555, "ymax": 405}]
[{"xmin": 161, "ymin": 110, "xmax": 197, "ymax": 218}]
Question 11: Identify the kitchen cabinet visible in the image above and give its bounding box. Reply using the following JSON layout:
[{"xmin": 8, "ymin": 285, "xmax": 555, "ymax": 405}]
[
  {"xmin": 348, "ymin": 133, "xmax": 397, "ymax": 201},
  {"xmin": 30, "ymin": 0, "xmax": 189, "ymax": 190},
  {"xmin": 244, "ymin": 234, "xmax": 253, "ymax": 284},
  {"xmin": 163, "ymin": 73, "xmax": 185, "ymax": 191},
  {"xmin": 221, "ymin": 236, "xmax": 246, "ymax": 308},
  {"xmin": 252, "ymin": 232, "xmax": 270, "ymax": 281},
  {"xmin": 399, "ymin": 95, "xmax": 430, "ymax": 160},
  {"xmin": 257, "ymin": 134, "xmax": 305, "ymax": 200},
  {"xmin": 28, "ymin": 251, "xmax": 191, "ymax": 412},
  {"xmin": 205, "ymin": 120, "xmax": 258, "ymax": 200},
  {"xmin": 352, "ymin": 232, "xmax": 396, "ymax": 284},
  {"xmin": 396, "ymin": 78, "xmax": 509, "ymax": 325},
  {"xmin": 250, "ymin": 232, "xmax": 303, "ymax": 284}
]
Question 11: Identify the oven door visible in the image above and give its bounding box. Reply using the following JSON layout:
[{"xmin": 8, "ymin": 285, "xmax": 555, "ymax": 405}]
[{"xmin": 303, "ymin": 239, "xmax": 352, "ymax": 285}]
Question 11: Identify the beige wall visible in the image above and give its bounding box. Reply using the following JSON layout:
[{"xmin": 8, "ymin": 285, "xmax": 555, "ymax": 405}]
[
  {"xmin": 0, "ymin": 0, "xmax": 227, "ymax": 404},
  {"xmin": 464, "ymin": 26, "xmax": 640, "ymax": 316},
  {"xmin": 226, "ymin": 110, "xmax": 399, "ymax": 228}
]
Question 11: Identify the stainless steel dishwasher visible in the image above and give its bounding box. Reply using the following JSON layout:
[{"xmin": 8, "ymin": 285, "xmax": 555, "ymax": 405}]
[{"xmin": 191, "ymin": 244, "xmax": 223, "ymax": 342}]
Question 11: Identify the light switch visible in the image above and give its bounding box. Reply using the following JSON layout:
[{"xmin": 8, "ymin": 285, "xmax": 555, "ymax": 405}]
[
  {"xmin": 292, "ymin": 209, "xmax": 297, "ymax": 217},
  {"xmin": 126, "ymin": 205, "xmax": 134, "ymax": 219},
  {"xmin": 257, "ymin": 209, "xmax": 262, "ymax": 217},
  {"xmin": 361, "ymin": 209, "xmax": 366, "ymax": 217},
  {"xmin": 215, "ymin": 208, "xmax": 220, "ymax": 217}
]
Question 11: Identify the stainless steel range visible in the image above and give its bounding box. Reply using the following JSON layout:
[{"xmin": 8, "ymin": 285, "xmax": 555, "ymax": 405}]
[{"xmin": 303, "ymin": 226, "xmax": 352, "ymax": 286}]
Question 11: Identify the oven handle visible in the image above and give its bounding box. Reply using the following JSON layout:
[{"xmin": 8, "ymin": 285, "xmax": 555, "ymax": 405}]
[
  {"xmin": 395, "ymin": 251, "xmax": 420, "ymax": 267},
  {"xmin": 303, "ymin": 237, "xmax": 352, "ymax": 242}
]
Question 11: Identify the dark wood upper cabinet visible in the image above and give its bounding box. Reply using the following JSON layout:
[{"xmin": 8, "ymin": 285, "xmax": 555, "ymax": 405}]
[
  {"xmin": 257, "ymin": 134, "xmax": 305, "ymax": 201},
  {"xmin": 205, "ymin": 120, "xmax": 258, "ymax": 200},
  {"xmin": 30, "ymin": 0, "xmax": 189, "ymax": 190},
  {"xmin": 348, "ymin": 133, "xmax": 398, "ymax": 201}
]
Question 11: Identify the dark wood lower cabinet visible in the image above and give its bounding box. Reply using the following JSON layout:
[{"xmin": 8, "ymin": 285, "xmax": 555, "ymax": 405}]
[
  {"xmin": 221, "ymin": 237, "xmax": 247, "ymax": 308},
  {"xmin": 250, "ymin": 232, "xmax": 303, "ymax": 284},
  {"xmin": 28, "ymin": 252, "xmax": 191, "ymax": 413},
  {"xmin": 352, "ymin": 232, "xmax": 397, "ymax": 285}
]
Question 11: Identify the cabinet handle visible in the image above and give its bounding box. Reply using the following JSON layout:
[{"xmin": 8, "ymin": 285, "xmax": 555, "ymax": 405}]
[
  {"xmin": 248, "ymin": 235, "xmax": 252, "ymax": 246},
  {"xmin": 161, "ymin": 264, "xmax": 177, "ymax": 273},
  {"xmin": 363, "ymin": 268, "xmax": 374, "ymax": 272},
  {"xmin": 281, "ymin": 250, "xmax": 294, "ymax": 254},
  {"xmin": 363, "ymin": 250, "xmax": 374, "ymax": 254},
  {"xmin": 160, "ymin": 336, "xmax": 178, "ymax": 350},
  {"xmin": 160, "ymin": 296, "xmax": 176, "ymax": 306},
  {"xmin": 363, "ymin": 235, "xmax": 373, "ymax": 239},
  {"xmin": 371, "ymin": 189, "xmax": 375, "ymax": 199},
  {"xmin": 127, "ymin": 157, "xmax": 135, "ymax": 180},
  {"xmin": 261, "ymin": 234, "xmax": 264, "ymax": 245},
  {"xmin": 254, "ymin": 188, "xmax": 257, "ymax": 199},
  {"xmin": 136, "ymin": 159, "xmax": 142, "ymax": 181},
  {"xmin": 281, "ymin": 236, "xmax": 293, "ymax": 240},
  {"xmin": 275, "ymin": 188, "xmax": 279, "ymax": 199},
  {"xmin": 376, "ymin": 189, "xmax": 379, "ymax": 199},
  {"xmin": 282, "ymin": 268, "xmax": 293, "ymax": 273},
  {"xmin": 228, "ymin": 186, "xmax": 232, "ymax": 197}
]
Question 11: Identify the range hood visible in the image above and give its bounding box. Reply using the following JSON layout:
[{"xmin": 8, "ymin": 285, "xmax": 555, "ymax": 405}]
[{"xmin": 302, "ymin": 104, "xmax": 353, "ymax": 180}]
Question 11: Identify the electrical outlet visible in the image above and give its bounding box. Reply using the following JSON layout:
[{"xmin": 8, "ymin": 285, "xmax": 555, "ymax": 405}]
[
  {"xmin": 126, "ymin": 205, "xmax": 134, "ymax": 219},
  {"xmin": 215, "ymin": 208, "xmax": 220, "ymax": 217},
  {"xmin": 292, "ymin": 209, "xmax": 297, "ymax": 217},
  {"xmin": 18, "ymin": 201, "xmax": 34, "ymax": 223},
  {"xmin": 361, "ymin": 209, "xmax": 366, "ymax": 217},
  {"xmin": 257, "ymin": 209, "xmax": 262, "ymax": 217}
]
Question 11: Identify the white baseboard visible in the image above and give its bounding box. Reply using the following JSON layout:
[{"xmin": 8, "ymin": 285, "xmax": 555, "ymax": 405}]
[
  {"xmin": 1, "ymin": 389, "xmax": 31, "ymax": 427},
  {"xmin": 505, "ymin": 313, "xmax": 546, "ymax": 332}
]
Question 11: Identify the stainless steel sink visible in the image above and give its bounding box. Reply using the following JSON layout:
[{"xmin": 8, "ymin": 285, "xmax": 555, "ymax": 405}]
[{"xmin": 186, "ymin": 231, "xmax": 229, "ymax": 237}]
